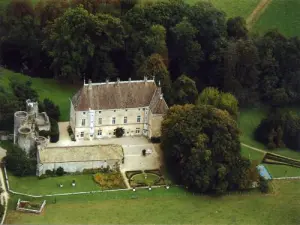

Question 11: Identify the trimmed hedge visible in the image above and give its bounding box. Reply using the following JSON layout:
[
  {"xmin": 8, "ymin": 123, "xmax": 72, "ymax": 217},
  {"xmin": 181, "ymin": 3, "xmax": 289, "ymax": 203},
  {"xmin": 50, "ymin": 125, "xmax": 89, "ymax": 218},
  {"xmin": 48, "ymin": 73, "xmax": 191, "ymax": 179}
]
[
  {"xmin": 262, "ymin": 153, "xmax": 300, "ymax": 168},
  {"xmin": 144, "ymin": 169, "xmax": 162, "ymax": 177},
  {"xmin": 125, "ymin": 170, "xmax": 143, "ymax": 179},
  {"xmin": 49, "ymin": 118, "xmax": 59, "ymax": 143},
  {"xmin": 150, "ymin": 136, "xmax": 161, "ymax": 143}
]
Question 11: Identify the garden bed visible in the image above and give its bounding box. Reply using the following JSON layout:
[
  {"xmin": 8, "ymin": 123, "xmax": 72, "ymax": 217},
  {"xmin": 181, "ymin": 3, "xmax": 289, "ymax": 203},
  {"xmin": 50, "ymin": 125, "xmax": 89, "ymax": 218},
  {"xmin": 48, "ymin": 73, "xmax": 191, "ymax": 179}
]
[
  {"xmin": 126, "ymin": 170, "xmax": 166, "ymax": 187},
  {"xmin": 16, "ymin": 199, "xmax": 46, "ymax": 214},
  {"xmin": 93, "ymin": 172, "xmax": 126, "ymax": 190}
]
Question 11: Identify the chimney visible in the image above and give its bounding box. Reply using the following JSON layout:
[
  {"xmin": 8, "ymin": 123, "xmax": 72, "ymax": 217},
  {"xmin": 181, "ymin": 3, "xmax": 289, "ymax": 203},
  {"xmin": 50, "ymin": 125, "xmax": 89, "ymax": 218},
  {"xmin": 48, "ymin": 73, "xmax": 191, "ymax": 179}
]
[
  {"xmin": 106, "ymin": 78, "xmax": 109, "ymax": 84},
  {"xmin": 88, "ymin": 79, "xmax": 92, "ymax": 90},
  {"xmin": 128, "ymin": 77, "xmax": 131, "ymax": 82},
  {"xmin": 117, "ymin": 78, "xmax": 120, "ymax": 84},
  {"xmin": 160, "ymin": 93, "xmax": 163, "ymax": 100},
  {"xmin": 144, "ymin": 76, "xmax": 147, "ymax": 82}
]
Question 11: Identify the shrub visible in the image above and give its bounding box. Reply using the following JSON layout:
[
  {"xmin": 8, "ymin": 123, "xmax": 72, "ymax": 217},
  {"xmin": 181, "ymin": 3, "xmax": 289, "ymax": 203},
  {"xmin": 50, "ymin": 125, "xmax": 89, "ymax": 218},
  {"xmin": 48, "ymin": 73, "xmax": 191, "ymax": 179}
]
[
  {"xmin": 45, "ymin": 169, "xmax": 53, "ymax": 176},
  {"xmin": 43, "ymin": 98, "xmax": 60, "ymax": 121},
  {"xmin": 259, "ymin": 176, "xmax": 270, "ymax": 193},
  {"xmin": 150, "ymin": 136, "xmax": 161, "ymax": 143},
  {"xmin": 115, "ymin": 127, "xmax": 125, "ymax": 138},
  {"xmin": 39, "ymin": 130, "xmax": 50, "ymax": 138},
  {"xmin": 38, "ymin": 174, "xmax": 48, "ymax": 179},
  {"xmin": 142, "ymin": 149, "xmax": 146, "ymax": 156},
  {"xmin": 67, "ymin": 125, "xmax": 73, "ymax": 135},
  {"xmin": 56, "ymin": 167, "xmax": 64, "ymax": 176},
  {"xmin": 93, "ymin": 172, "xmax": 126, "ymax": 189},
  {"xmin": 49, "ymin": 118, "xmax": 59, "ymax": 143},
  {"xmin": 4, "ymin": 145, "xmax": 36, "ymax": 176}
]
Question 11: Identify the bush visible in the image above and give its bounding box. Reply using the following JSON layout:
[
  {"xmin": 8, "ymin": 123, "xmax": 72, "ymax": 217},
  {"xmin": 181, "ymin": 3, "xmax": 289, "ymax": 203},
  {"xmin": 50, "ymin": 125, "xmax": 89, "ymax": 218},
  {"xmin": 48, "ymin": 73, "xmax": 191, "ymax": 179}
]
[
  {"xmin": 39, "ymin": 130, "xmax": 50, "ymax": 138},
  {"xmin": 38, "ymin": 174, "xmax": 48, "ymax": 179},
  {"xmin": 42, "ymin": 98, "xmax": 60, "ymax": 121},
  {"xmin": 4, "ymin": 145, "xmax": 36, "ymax": 176},
  {"xmin": 150, "ymin": 136, "xmax": 161, "ymax": 143},
  {"xmin": 115, "ymin": 127, "xmax": 124, "ymax": 138},
  {"xmin": 49, "ymin": 118, "xmax": 59, "ymax": 143},
  {"xmin": 259, "ymin": 176, "xmax": 270, "ymax": 193},
  {"xmin": 56, "ymin": 167, "xmax": 64, "ymax": 176},
  {"xmin": 142, "ymin": 149, "xmax": 146, "ymax": 156},
  {"xmin": 45, "ymin": 169, "xmax": 53, "ymax": 176}
]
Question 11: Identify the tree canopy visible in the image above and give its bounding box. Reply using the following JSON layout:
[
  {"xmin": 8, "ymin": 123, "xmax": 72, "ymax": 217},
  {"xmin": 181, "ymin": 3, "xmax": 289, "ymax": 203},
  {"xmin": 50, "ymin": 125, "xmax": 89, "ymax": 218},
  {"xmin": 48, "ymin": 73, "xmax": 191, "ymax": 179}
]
[{"xmin": 161, "ymin": 104, "xmax": 252, "ymax": 193}]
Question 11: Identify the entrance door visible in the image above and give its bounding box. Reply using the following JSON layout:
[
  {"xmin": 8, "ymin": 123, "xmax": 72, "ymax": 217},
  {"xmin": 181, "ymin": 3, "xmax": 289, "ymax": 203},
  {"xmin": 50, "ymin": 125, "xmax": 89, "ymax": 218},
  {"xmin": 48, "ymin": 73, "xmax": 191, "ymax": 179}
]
[{"xmin": 89, "ymin": 109, "xmax": 95, "ymax": 139}]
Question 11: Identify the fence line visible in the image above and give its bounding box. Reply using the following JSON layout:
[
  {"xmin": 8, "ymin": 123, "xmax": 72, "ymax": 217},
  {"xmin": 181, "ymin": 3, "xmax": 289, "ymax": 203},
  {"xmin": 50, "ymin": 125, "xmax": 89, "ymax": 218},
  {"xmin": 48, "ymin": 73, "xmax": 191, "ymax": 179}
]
[
  {"xmin": 0, "ymin": 197, "xmax": 6, "ymax": 225},
  {"xmin": 273, "ymin": 176, "xmax": 300, "ymax": 180},
  {"xmin": 3, "ymin": 166, "xmax": 179, "ymax": 198}
]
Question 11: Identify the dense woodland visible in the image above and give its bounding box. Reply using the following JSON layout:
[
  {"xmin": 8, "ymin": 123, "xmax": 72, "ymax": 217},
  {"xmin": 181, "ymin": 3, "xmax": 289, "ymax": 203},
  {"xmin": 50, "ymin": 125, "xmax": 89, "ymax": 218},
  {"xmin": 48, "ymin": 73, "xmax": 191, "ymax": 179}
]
[{"xmin": 0, "ymin": 0, "xmax": 300, "ymax": 107}]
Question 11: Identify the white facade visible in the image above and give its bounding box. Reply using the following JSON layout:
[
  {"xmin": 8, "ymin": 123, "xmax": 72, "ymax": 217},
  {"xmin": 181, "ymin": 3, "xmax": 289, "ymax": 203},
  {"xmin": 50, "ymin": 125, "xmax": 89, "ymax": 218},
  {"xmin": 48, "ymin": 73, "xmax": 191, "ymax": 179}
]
[
  {"xmin": 72, "ymin": 107, "xmax": 151, "ymax": 140},
  {"xmin": 70, "ymin": 78, "xmax": 168, "ymax": 140}
]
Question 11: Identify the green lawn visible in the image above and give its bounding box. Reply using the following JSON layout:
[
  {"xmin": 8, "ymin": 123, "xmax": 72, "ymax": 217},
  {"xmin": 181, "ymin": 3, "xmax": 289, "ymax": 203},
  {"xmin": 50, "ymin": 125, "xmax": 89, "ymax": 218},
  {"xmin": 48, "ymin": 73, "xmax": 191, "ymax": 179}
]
[
  {"xmin": 201, "ymin": 0, "xmax": 260, "ymax": 18},
  {"xmin": 241, "ymin": 145, "xmax": 265, "ymax": 162},
  {"xmin": 238, "ymin": 108, "xmax": 300, "ymax": 160},
  {"xmin": 8, "ymin": 173, "xmax": 101, "ymax": 195},
  {"xmin": 264, "ymin": 164, "xmax": 300, "ymax": 178},
  {"xmin": 253, "ymin": 0, "xmax": 300, "ymax": 37},
  {"xmin": 0, "ymin": 69, "xmax": 78, "ymax": 121},
  {"xmin": 5, "ymin": 180, "xmax": 300, "ymax": 224}
]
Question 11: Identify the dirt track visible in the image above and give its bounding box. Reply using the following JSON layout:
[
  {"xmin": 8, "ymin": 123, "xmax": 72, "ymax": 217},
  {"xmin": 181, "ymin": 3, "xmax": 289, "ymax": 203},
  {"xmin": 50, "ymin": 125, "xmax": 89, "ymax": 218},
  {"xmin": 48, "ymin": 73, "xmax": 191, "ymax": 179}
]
[{"xmin": 246, "ymin": 0, "xmax": 272, "ymax": 29}]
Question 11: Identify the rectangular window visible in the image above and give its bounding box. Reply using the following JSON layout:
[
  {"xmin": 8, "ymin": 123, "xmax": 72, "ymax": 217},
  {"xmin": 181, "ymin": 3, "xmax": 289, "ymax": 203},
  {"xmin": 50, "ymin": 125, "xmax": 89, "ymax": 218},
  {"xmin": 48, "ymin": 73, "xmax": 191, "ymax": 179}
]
[
  {"xmin": 81, "ymin": 119, "xmax": 86, "ymax": 126},
  {"xmin": 124, "ymin": 116, "xmax": 127, "ymax": 124},
  {"xmin": 136, "ymin": 128, "xmax": 140, "ymax": 134},
  {"xmin": 112, "ymin": 117, "xmax": 116, "ymax": 124},
  {"xmin": 98, "ymin": 118, "xmax": 102, "ymax": 125},
  {"xmin": 98, "ymin": 129, "xmax": 102, "ymax": 136},
  {"xmin": 137, "ymin": 115, "xmax": 141, "ymax": 123},
  {"xmin": 80, "ymin": 132, "xmax": 84, "ymax": 137}
]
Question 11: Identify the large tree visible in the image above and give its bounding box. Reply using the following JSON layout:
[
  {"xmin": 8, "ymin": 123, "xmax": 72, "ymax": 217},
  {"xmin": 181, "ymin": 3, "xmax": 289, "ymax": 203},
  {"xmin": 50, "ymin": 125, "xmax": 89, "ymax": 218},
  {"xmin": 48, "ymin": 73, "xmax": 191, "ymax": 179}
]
[
  {"xmin": 197, "ymin": 87, "xmax": 238, "ymax": 118},
  {"xmin": 172, "ymin": 74, "xmax": 198, "ymax": 105},
  {"xmin": 170, "ymin": 17, "xmax": 203, "ymax": 75},
  {"xmin": 161, "ymin": 104, "xmax": 252, "ymax": 193},
  {"xmin": 43, "ymin": 6, "xmax": 124, "ymax": 81},
  {"xmin": 136, "ymin": 53, "xmax": 172, "ymax": 103},
  {"xmin": 223, "ymin": 39, "xmax": 260, "ymax": 105}
]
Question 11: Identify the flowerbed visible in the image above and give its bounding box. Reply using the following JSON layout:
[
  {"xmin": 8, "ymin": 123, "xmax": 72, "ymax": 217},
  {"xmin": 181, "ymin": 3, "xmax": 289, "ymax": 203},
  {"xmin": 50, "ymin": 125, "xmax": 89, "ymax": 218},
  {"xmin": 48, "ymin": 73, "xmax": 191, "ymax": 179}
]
[
  {"xmin": 93, "ymin": 172, "xmax": 126, "ymax": 190},
  {"xmin": 126, "ymin": 170, "xmax": 166, "ymax": 187},
  {"xmin": 125, "ymin": 170, "xmax": 142, "ymax": 179},
  {"xmin": 19, "ymin": 202, "xmax": 41, "ymax": 210}
]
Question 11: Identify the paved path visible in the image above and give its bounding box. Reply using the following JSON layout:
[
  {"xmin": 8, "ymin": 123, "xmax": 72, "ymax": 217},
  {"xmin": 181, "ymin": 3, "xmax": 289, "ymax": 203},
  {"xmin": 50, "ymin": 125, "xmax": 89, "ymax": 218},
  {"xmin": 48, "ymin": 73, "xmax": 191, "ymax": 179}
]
[
  {"xmin": 241, "ymin": 143, "xmax": 300, "ymax": 162},
  {"xmin": 246, "ymin": 0, "xmax": 272, "ymax": 29},
  {"xmin": 0, "ymin": 150, "xmax": 8, "ymax": 225}
]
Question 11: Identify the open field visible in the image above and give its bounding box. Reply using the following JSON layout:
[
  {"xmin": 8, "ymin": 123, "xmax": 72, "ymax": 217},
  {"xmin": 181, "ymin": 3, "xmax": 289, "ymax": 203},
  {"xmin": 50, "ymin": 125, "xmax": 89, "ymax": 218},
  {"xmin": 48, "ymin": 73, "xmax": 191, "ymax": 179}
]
[
  {"xmin": 8, "ymin": 173, "xmax": 101, "ymax": 195},
  {"xmin": 0, "ymin": 69, "xmax": 78, "ymax": 121},
  {"xmin": 238, "ymin": 108, "xmax": 300, "ymax": 160},
  {"xmin": 202, "ymin": 0, "xmax": 260, "ymax": 18},
  {"xmin": 5, "ymin": 180, "xmax": 300, "ymax": 224},
  {"xmin": 253, "ymin": 0, "xmax": 300, "ymax": 37}
]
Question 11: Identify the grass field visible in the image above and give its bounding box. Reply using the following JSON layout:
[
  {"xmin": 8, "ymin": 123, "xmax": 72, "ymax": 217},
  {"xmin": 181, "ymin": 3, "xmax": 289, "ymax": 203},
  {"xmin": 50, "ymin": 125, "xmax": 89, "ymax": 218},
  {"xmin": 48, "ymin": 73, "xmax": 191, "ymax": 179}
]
[
  {"xmin": 8, "ymin": 173, "xmax": 101, "ymax": 195},
  {"xmin": 238, "ymin": 108, "xmax": 300, "ymax": 160},
  {"xmin": 0, "ymin": 69, "xmax": 78, "ymax": 121},
  {"xmin": 5, "ymin": 180, "xmax": 300, "ymax": 224},
  {"xmin": 253, "ymin": 0, "xmax": 300, "ymax": 37},
  {"xmin": 201, "ymin": 0, "xmax": 260, "ymax": 18}
]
